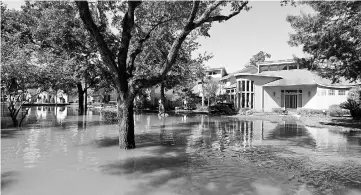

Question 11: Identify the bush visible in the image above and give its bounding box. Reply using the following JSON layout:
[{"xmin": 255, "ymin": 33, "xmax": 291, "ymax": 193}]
[
  {"xmin": 340, "ymin": 86, "xmax": 361, "ymax": 119},
  {"xmin": 238, "ymin": 108, "xmax": 255, "ymax": 115},
  {"xmin": 296, "ymin": 108, "xmax": 326, "ymax": 116},
  {"xmin": 209, "ymin": 104, "xmax": 236, "ymax": 115},
  {"xmin": 195, "ymin": 104, "xmax": 209, "ymax": 112},
  {"xmin": 328, "ymin": 104, "xmax": 350, "ymax": 117},
  {"xmin": 272, "ymin": 108, "xmax": 287, "ymax": 114},
  {"xmin": 100, "ymin": 108, "xmax": 119, "ymax": 123}
]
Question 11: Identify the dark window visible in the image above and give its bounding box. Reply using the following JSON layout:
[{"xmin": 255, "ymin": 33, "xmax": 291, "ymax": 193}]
[
  {"xmin": 338, "ymin": 90, "xmax": 346, "ymax": 95},
  {"xmin": 242, "ymin": 93, "xmax": 245, "ymax": 107},
  {"xmin": 246, "ymin": 93, "xmax": 250, "ymax": 107},
  {"xmin": 242, "ymin": 81, "xmax": 245, "ymax": 92},
  {"xmin": 269, "ymin": 65, "xmax": 278, "ymax": 71},
  {"xmin": 299, "ymin": 63, "xmax": 307, "ymax": 69},
  {"xmin": 259, "ymin": 66, "xmax": 269, "ymax": 73},
  {"xmin": 288, "ymin": 63, "xmax": 298, "ymax": 70},
  {"xmin": 251, "ymin": 93, "xmax": 254, "ymax": 109},
  {"xmin": 251, "ymin": 81, "xmax": 254, "ymax": 92},
  {"xmin": 279, "ymin": 65, "xmax": 288, "ymax": 70},
  {"xmin": 246, "ymin": 80, "xmax": 250, "ymax": 91}
]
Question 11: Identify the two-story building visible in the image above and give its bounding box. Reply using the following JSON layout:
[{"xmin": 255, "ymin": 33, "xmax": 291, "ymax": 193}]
[{"xmin": 233, "ymin": 60, "xmax": 360, "ymax": 111}]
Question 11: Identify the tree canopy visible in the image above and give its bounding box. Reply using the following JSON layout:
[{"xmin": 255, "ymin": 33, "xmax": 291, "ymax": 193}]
[
  {"xmin": 287, "ymin": 1, "xmax": 361, "ymax": 83},
  {"xmin": 246, "ymin": 51, "xmax": 271, "ymax": 67}
]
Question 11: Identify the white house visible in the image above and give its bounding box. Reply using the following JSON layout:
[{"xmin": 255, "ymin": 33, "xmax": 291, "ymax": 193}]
[{"xmin": 234, "ymin": 60, "xmax": 360, "ymax": 111}]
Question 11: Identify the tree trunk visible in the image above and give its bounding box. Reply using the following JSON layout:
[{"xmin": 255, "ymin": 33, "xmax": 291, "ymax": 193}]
[
  {"xmin": 159, "ymin": 82, "xmax": 166, "ymax": 114},
  {"xmin": 77, "ymin": 83, "xmax": 84, "ymax": 115},
  {"xmin": 10, "ymin": 113, "xmax": 18, "ymax": 127},
  {"xmin": 84, "ymin": 87, "xmax": 88, "ymax": 115},
  {"xmin": 201, "ymin": 83, "xmax": 204, "ymax": 107},
  {"xmin": 118, "ymin": 98, "xmax": 136, "ymax": 149}
]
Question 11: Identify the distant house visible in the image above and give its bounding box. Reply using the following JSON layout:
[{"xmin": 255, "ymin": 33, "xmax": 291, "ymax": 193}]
[{"xmin": 234, "ymin": 60, "xmax": 361, "ymax": 111}]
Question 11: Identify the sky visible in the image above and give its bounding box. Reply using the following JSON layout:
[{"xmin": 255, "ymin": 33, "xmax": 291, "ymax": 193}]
[{"xmin": 3, "ymin": 1, "xmax": 314, "ymax": 74}]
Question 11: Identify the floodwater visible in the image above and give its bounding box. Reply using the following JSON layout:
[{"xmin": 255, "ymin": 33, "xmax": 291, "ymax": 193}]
[{"xmin": 1, "ymin": 106, "xmax": 361, "ymax": 195}]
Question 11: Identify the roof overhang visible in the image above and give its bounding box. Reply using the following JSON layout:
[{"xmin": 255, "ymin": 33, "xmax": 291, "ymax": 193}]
[
  {"xmin": 264, "ymin": 84, "xmax": 317, "ymax": 87},
  {"xmin": 235, "ymin": 73, "xmax": 282, "ymax": 80},
  {"xmin": 315, "ymin": 83, "xmax": 359, "ymax": 89}
]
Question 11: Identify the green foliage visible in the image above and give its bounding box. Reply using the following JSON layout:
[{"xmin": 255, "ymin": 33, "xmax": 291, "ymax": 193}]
[
  {"xmin": 288, "ymin": 1, "xmax": 361, "ymax": 83},
  {"xmin": 272, "ymin": 108, "xmax": 285, "ymax": 114},
  {"xmin": 195, "ymin": 104, "xmax": 209, "ymax": 112},
  {"xmin": 238, "ymin": 108, "xmax": 255, "ymax": 115},
  {"xmin": 209, "ymin": 104, "xmax": 236, "ymax": 116},
  {"xmin": 246, "ymin": 51, "xmax": 271, "ymax": 67},
  {"xmin": 203, "ymin": 77, "xmax": 219, "ymax": 104},
  {"xmin": 296, "ymin": 108, "xmax": 326, "ymax": 116},
  {"xmin": 340, "ymin": 86, "xmax": 361, "ymax": 119},
  {"xmin": 328, "ymin": 104, "xmax": 350, "ymax": 117},
  {"xmin": 100, "ymin": 108, "xmax": 119, "ymax": 123},
  {"xmin": 216, "ymin": 94, "xmax": 228, "ymax": 103}
]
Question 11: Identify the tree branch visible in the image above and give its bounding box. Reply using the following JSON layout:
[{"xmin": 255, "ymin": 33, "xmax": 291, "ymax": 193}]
[
  {"xmin": 116, "ymin": 1, "xmax": 141, "ymax": 92},
  {"xmin": 194, "ymin": 1, "xmax": 248, "ymax": 27},
  {"xmin": 127, "ymin": 16, "xmax": 181, "ymax": 77},
  {"xmin": 75, "ymin": 1, "xmax": 120, "ymax": 89}
]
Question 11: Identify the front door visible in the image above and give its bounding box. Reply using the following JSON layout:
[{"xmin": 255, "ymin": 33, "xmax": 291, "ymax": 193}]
[{"xmin": 285, "ymin": 94, "xmax": 297, "ymax": 109}]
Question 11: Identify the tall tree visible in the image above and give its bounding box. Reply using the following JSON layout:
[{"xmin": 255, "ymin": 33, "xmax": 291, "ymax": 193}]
[
  {"xmin": 21, "ymin": 1, "xmax": 109, "ymax": 115},
  {"xmin": 1, "ymin": 4, "xmax": 46, "ymax": 126},
  {"xmin": 76, "ymin": 1, "xmax": 250, "ymax": 149},
  {"xmin": 158, "ymin": 53, "xmax": 210, "ymax": 114},
  {"xmin": 203, "ymin": 77, "xmax": 219, "ymax": 106},
  {"xmin": 246, "ymin": 51, "xmax": 271, "ymax": 67},
  {"xmin": 287, "ymin": 1, "xmax": 361, "ymax": 83}
]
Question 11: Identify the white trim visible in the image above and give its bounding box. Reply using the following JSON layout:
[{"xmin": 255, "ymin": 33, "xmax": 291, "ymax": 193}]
[
  {"xmin": 257, "ymin": 60, "xmax": 295, "ymax": 66},
  {"xmin": 234, "ymin": 73, "xmax": 282, "ymax": 79},
  {"xmin": 315, "ymin": 83, "xmax": 358, "ymax": 89}
]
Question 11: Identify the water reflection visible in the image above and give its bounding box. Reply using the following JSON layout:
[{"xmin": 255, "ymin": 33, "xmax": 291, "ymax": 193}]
[{"xmin": 1, "ymin": 107, "xmax": 361, "ymax": 195}]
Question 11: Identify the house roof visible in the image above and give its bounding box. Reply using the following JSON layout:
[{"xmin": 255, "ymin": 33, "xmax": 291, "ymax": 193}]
[
  {"xmin": 221, "ymin": 66, "xmax": 258, "ymax": 80},
  {"xmin": 257, "ymin": 59, "xmax": 295, "ymax": 66},
  {"xmin": 206, "ymin": 67, "xmax": 227, "ymax": 75},
  {"xmin": 262, "ymin": 69, "xmax": 360, "ymax": 88}
]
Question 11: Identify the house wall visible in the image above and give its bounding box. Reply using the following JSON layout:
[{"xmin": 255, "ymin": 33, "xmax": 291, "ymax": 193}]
[
  {"xmin": 305, "ymin": 86, "xmax": 349, "ymax": 110},
  {"xmin": 262, "ymin": 85, "xmax": 349, "ymax": 111},
  {"xmin": 206, "ymin": 69, "xmax": 225, "ymax": 78},
  {"xmin": 250, "ymin": 77, "xmax": 282, "ymax": 111}
]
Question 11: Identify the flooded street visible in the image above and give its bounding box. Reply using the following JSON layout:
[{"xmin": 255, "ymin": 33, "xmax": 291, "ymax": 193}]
[{"xmin": 1, "ymin": 106, "xmax": 361, "ymax": 195}]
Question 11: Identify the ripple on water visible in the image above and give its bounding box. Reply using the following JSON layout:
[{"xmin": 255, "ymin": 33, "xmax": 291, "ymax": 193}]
[{"xmin": 1, "ymin": 109, "xmax": 361, "ymax": 195}]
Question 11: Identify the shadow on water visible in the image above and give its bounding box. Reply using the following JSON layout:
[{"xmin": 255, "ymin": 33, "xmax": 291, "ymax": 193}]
[
  {"xmin": 1, "ymin": 171, "xmax": 18, "ymax": 190},
  {"xmin": 99, "ymin": 118, "xmax": 195, "ymax": 194},
  {"xmin": 319, "ymin": 117, "xmax": 361, "ymax": 130},
  {"xmin": 2, "ymin": 109, "xmax": 361, "ymax": 195},
  {"xmin": 1, "ymin": 128, "xmax": 23, "ymax": 139}
]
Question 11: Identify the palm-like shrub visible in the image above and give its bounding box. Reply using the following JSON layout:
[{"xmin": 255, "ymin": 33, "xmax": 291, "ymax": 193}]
[{"xmin": 340, "ymin": 86, "xmax": 361, "ymax": 119}]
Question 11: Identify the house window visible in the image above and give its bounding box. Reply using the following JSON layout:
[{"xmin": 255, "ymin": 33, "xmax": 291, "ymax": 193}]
[
  {"xmin": 288, "ymin": 63, "xmax": 298, "ymax": 70},
  {"xmin": 279, "ymin": 64, "xmax": 288, "ymax": 70},
  {"xmin": 239, "ymin": 79, "xmax": 255, "ymax": 109},
  {"xmin": 329, "ymin": 89, "xmax": 335, "ymax": 96},
  {"xmin": 338, "ymin": 90, "xmax": 346, "ymax": 96},
  {"xmin": 269, "ymin": 65, "xmax": 278, "ymax": 71},
  {"xmin": 259, "ymin": 66, "xmax": 269, "ymax": 73},
  {"xmin": 321, "ymin": 89, "xmax": 326, "ymax": 96}
]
